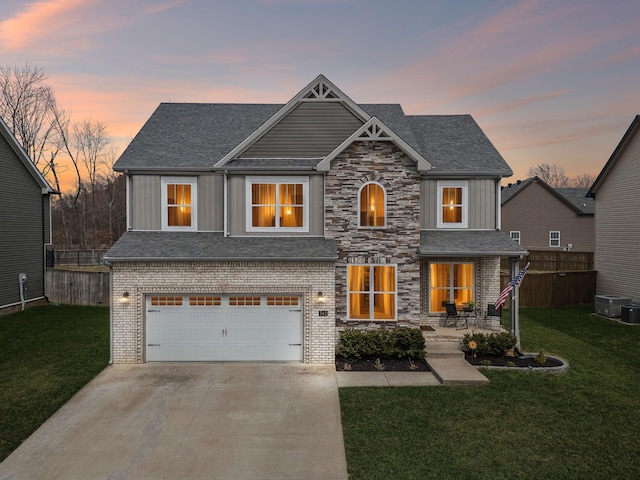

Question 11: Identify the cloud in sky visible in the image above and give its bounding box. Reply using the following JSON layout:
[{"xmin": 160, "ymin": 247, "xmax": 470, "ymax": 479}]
[
  {"xmin": 0, "ymin": 0, "xmax": 101, "ymax": 52},
  {"xmin": 0, "ymin": 0, "xmax": 638, "ymax": 190}
]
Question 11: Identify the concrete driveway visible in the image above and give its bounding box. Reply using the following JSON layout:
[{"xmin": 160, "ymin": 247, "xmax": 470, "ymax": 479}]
[{"xmin": 0, "ymin": 363, "xmax": 348, "ymax": 480}]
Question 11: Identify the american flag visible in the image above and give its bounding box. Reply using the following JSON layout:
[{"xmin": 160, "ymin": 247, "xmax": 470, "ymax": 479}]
[{"xmin": 494, "ymin": 262, "xmax": 530, "ymax": 310}]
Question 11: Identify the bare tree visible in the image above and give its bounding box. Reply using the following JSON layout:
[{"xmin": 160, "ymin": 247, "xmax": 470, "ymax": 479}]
[
  {"xmin": 570, "ymin": 173, "xmax": 596, "ymax": 188},
  {"xmin": 0, "ymin": 63, "xmax": 61, "ymax": 183},
  {"xmin": 74, "ymin": 119, "xmax": 111, "ymax": 192},
  {"xmin": 527, "ymin": 163, "xmax": 570, "ymax": 187}
]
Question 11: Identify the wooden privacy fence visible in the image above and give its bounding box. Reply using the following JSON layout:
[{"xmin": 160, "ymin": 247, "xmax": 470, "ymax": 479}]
[
  {"xmin": 45, "ymin": 269, "xmax": 110, "ymax": 306},
  {"xmin": 501, "ymin": 250, "xmax": 594, "ymax": 272},
  {"xmin": 500, "ymin": 270, "xmax": 597, "ymax": 308}
]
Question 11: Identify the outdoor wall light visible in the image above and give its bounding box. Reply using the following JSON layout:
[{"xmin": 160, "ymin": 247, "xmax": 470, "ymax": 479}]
[
  {"xmin": 119, "ymin": 291, "xmax": 130, "ymax": 303},
  {"xmin": 317, "ymin": 291, "xmax": 325, "ymax": 302}
]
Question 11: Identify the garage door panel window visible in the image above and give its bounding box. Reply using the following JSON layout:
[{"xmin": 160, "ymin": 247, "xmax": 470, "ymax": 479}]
[
  {"xmin": 151, "ymin": 296, "xmax": 183, "ymax": 306},
  {"xmin": 189, "ymin": 296, "xmax": 221, "ymax": 306},
  {"xmin": 230, "ymin": 296, "xmax": 261, "ymax": 306},
  {"xmin": 429, "ymin": 262, "xmax": 474, "ymax": 312},
  {"xmin": 348, "ymin": 265, "xmax": 396, "ymax": 320},
  {"xmin": 267, "ymin": 296, "xmax": 299, "ymax": 306}
]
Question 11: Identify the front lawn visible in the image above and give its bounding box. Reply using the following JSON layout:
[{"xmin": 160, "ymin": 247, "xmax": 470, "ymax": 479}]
[
  {"xmin": 340, "ymin": 306, "xmax": 640, "ymax": 479},
  {"xmin": 0, "ymin": 305, "xmax": 109, "ymax": 462}
]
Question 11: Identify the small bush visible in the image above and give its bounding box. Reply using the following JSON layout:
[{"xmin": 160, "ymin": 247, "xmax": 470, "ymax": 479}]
[
  {"xmin": 338, "ymin": 328, "xmax": 426, "ymax": 360},
  {"xmin": 479, "ymin": 359, "xmax": 492, "ymax": 366},
  {"xmin": 463, "ymin": 331, "xmax": 517, "ymax": 356},
  {"xmin": 535, "ymin": 350, "xmax": 547, "ymax": 365},
  {"xmin": 487, "ymin": 331, "xmax": 518, "ymax": 356}
]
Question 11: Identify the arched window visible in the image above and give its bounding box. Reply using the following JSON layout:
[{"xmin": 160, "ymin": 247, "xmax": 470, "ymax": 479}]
[{"xmin": 359, "ymin": 182, "xmax": 386, "ymax": 227}]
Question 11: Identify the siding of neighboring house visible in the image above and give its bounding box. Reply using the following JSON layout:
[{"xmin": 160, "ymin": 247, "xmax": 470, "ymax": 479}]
[
  {"xmin": 0, "ymin": 131, "xmax": 48, "ymax": 309},
  {"xmin": 420, "ymin": 178, "xmax": 497, "ymax": 229},
  {"xmin": 241, "ymin": 102, "xmax": 363, "ymax": 159},
  {"xmin": 593, "ymin": 126, "xmax": 640, "ymax": 298},
  {"xmin": 502, "ymin": 181, "xmax": 594, "ymax": 251}
]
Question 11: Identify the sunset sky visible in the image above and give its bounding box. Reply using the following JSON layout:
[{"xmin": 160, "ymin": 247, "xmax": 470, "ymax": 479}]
[{"xmin": 1, "ymin": 0, "xmax": 638, "ymax": 191}]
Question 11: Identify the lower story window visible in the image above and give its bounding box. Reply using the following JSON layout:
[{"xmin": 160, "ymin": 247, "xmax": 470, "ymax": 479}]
[
  {"xmin": 549, "ymin": 231, "xmax": 560, "ymax": 247},
  {"xmin": 429, "ymin": 262, "xmax": 474, "ymax": 313},
  {"xmin": 348, "ymin": 264, "xmax": 396, "ymax": 320}
]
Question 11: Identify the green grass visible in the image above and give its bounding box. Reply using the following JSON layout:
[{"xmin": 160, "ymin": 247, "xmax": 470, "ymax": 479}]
[
  {"xmin": 340, "ymin": 306, "xmax": 640, "ymax": 479},
  {"xmin": 0, "ymin": 305, "xmax": 109, "ymax": 462}
]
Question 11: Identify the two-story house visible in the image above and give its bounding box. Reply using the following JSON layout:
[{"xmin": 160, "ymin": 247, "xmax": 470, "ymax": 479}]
[
  {"xmin": 501, "ymin": 177, "xmax": 595, "ymax": 251},
  {"xmin": 104, "ymin": 75, "xmax": 526, "ymax": 364}
]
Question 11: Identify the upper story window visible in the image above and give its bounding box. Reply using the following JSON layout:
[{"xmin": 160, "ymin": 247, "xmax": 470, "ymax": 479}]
[
  {"xmin": 359, "ymin": 182, "xmax": 386, "ymax": 228},
  {"xmin": 246, "ymin": 176, "xmax": 309, "ymax": 232},
  {"xmin": 437, "ymin": 180, "xmax": 468, "ymax": 228},
  {"xmin": 549, "ymin": 231, "xmax": 560, "ymax": 248},
  {"xmin": 161, "ymin": 177, "xmax": 197, "ymax": 231},
  {"xmin": 510, "ymin": 231, "xmax": 521, "ymax": 244}
]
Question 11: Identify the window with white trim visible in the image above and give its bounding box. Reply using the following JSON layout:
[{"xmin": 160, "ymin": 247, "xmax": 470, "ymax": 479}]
[
  {"xmin": 359, "ymin": 182, "xmax": 386, "ymax": 228},
  {"xmin": 510, "ymin": 231, "xmax": 521, "ymax": 244},
  {"xmin": 549, "ymin": 231, "xmax": 560, "ymax": 247},
  {"xmin": 161, "ymin": 177, "xmax": 197, "ymax": 230},
  {"xmin": 437, "ymin": 180, "xmax": 468, "ymax": 228},
  {"xmin": 429, "ymin": 262, "xmax": 474, "ymax": 313},
  {"xmin": 246, "ymin": 176, "xmax": 309, "ymax": 231},
  {"xmin": 347, "ymin": 264, "xmax": 396, "ymax": 320}
]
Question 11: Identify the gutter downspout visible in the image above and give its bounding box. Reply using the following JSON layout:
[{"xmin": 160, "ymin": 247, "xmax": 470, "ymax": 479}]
[
  {"xmin": 108, "ymin": 263, "xmax": 113, "ymax": 365},
  {"xmin": 224, "ymin": 170, "xmax": 228, "ymax": 237},
  {"xmin": 496, "ymin": 180, "xmax": 501, "ymax": 230},
  {"xmin": 125, "ymin": 172, "xmax": 131, "ymax": 231}
]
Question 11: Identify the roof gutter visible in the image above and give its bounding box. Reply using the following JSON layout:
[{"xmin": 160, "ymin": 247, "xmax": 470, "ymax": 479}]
[{"xmin": 103, "ymin": 255, "xmax": 339, "ymax": 263}]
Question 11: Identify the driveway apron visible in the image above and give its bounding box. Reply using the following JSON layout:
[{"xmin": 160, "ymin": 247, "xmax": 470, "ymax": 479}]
[{"xmin": 0, "ymin": 363, "xmax": 348, "ymax": 480}]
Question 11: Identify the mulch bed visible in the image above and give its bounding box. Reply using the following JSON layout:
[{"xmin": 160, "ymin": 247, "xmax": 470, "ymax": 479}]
[
  {"xmin": 464, "ymin": 353, "xmax": 564, "ymax": 368},
  {"xmin": 335, "ymin": 356, "xmax": 430, "ymax": 372}
]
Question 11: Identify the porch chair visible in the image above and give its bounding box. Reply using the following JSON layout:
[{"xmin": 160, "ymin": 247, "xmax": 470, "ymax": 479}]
[
  {"xmin": 444, "ymin": 302, "xmax": 464, "ymax": 329},
  {"xmin": 483, "ymin": 304, "xmax": 502, "ymax": 331}
]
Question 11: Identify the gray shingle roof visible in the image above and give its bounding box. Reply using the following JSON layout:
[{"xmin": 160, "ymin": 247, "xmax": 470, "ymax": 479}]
[
  {"xmin": 114, "ymin": 102, "xmax": 512, "ymax": 176},
  {"xmin": 419, "ymin": 230, "xmax": 528, "ymax": 257},
  {"xmin": 104, "ymin": 231, "xmax": 337, "ymax": 262},
  {"xmin": 555, "ymin": 188, "xmax": 594, "ymax": 214},
  {"xmin": 501, "ymin": 177, "xmax": 594, "ymax": 214}
]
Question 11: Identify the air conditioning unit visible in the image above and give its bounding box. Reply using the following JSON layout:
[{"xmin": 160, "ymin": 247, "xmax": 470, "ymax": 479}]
[
  {"xmin": 594, "ymin": 295, "xmax": 632, "ymax": 318},
  {"xmin": 621, "ymin": 305, "xmax": 640, "ymax": 324}
]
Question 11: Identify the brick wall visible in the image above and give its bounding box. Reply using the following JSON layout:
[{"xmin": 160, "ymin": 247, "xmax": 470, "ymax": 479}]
[{"xmin": 111, "ymin": 261, "xmax": 335, "ymax": 364}]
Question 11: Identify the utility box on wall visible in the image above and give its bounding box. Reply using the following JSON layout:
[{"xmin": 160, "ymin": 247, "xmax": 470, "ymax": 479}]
[{"xmin": 594, "ymin": 295, "xmax": 631, "ymax": 318}]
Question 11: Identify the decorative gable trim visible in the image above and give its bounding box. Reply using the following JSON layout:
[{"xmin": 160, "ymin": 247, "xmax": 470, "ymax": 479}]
[
  {"xmin": 315, "ymin": 117, "xmax": 432, "ymax": 172},
  {"xmin": 214, "ymin": 75, "xmax": 371, "ymax": 168}
]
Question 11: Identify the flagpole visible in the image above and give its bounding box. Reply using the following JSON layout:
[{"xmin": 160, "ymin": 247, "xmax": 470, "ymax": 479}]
[{"xmin": 509, "ymin": 257, "xmax": 519, "ymax": 343}]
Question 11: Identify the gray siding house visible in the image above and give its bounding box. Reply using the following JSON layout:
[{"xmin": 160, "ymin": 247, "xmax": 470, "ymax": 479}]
[
  {"xmin": 501, "ymin": 177, "xmax": 595, "ymax": 251},
  {"xmin": 587, "ymin": 115, "xmax": 640, "ymax": 300},
  {"xmin": 0, "ymin": 117, "xmax": 54, "ymax": 315},
  {"xmin": 105, "ymin": 75, "xmax": 526, "ymax": 364}
]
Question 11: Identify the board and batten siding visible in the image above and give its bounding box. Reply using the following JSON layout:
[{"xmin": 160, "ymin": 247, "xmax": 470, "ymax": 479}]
[
  {"xmin": 240, "ymin": 102, "xmax": 363, "ymax": 159},
  {"xmin": 0, "ymin": 134, "xmax": 47, "ymax": 307},
  {"xmin": 130, "ymin": 174, "xmax": 224, "ymax": 232},
  {"xmin": 593, "ymin": 128, "xmax": 640, "ymax": 299},
  {"xmin": 227, "ymin": 174, "xmax": 324, "ymax": 236},
  {"xmin": 420, "ymin": 178, "xmax": 497, "ymax": 229}
]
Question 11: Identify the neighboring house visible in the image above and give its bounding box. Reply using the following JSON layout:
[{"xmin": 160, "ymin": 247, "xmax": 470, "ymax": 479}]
[
  {"xmin": 0, "ymin": 117, "xmax": 54, "ymax": 315},
  {"xmin": 587, "ymin": 115, "xmax": 640, "ymax": 300},
  {"xmin": 501, "ymin": 177, "xmax": 595, "ymax": 251},
  {"xmin": 104, "ymin": 75, "xmax": 526, "ymax": 364}
]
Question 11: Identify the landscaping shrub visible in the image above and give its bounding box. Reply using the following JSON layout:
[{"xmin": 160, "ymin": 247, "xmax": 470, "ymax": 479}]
[
  {"xmin": 338, "ymin": 328, "xmax": 426, "ymax": 360},
  {"xmin": 462, "ymin": 331, "xmax": 517, "ymax": 356}
]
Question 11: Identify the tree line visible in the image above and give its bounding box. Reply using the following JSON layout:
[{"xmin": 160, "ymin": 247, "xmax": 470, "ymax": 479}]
[{"xmin": 0, "ymin": 63, "xmax": 125, "ymax": 249}]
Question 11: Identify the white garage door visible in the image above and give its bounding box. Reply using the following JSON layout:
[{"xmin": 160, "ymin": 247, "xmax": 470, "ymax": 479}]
[{"xmin": 146, "ymin": 294, "xmax": 302, "ymax": 362}]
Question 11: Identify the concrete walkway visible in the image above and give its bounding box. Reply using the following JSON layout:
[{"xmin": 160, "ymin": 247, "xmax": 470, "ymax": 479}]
[{"xmin": 0, "ymin": 363, "xmax": 348, "ymax": 480}]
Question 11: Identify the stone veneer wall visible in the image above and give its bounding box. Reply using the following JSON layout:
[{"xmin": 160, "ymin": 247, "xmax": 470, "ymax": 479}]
[
  {"xmin": 324, "ymin": 142, "xmax": 422, "ymax": 328},
  {"xmin": 419, "ymin": 256, "xmax": 501, "ymax": 325},
  {"xmin": 111, "ymin": 261, "xmax": 335, "ymax": 364}
]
